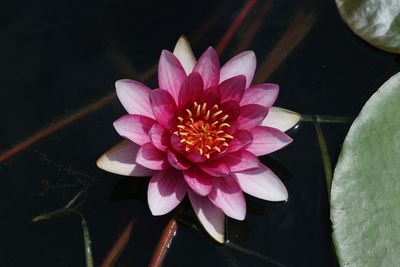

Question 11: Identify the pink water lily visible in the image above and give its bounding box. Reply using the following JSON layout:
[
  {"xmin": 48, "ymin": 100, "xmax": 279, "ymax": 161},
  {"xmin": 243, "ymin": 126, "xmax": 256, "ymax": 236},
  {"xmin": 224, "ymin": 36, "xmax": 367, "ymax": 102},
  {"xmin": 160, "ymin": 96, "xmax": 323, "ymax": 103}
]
[{"xmin": 97, "ymin": 36, "xmax": 300, "ymax": 243}]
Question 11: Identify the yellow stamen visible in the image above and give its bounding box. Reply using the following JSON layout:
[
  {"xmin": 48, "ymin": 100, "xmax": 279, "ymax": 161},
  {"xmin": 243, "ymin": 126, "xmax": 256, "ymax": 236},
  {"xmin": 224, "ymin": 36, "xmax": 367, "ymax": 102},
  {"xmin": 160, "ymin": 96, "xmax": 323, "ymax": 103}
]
[
  {"xmin": 205, "ymin": 110, "xmax": 210, "ymax": 120},
  {"xmin": 213, "ymin": 146, "xmax": 221, "ymax": 152},
  {"xmin": 211, "ymin": 121, "xmax": 219, "ymax": 127},
  {"xmin": 219, "ymin": 123, "xmax": 230, "ymax": 129},
  {"xmin": 196, "ymin": 103, "xmax": 201, "ymax": 116},
  {"xmin": 220, "ymin": 114, "xmax": 229, "ymax": 122},
  {"xmin": 223, "ymin": 134, "xmax": 234, "ymax": 139},
  {"xmin": 212, "ymin": 110, "xmax": 223, "ymax": 118},
  {"xmin": 202, "ymin": 103, "xmax": 207, "ymax": 113}
]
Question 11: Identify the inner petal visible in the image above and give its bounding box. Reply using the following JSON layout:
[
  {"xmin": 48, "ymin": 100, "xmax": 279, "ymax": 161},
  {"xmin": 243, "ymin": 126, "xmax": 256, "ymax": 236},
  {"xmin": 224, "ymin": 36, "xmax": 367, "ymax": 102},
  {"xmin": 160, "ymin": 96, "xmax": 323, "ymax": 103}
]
[{"xmin": 174, "ymin": 102, "xmax": 234, "ymax": 159}]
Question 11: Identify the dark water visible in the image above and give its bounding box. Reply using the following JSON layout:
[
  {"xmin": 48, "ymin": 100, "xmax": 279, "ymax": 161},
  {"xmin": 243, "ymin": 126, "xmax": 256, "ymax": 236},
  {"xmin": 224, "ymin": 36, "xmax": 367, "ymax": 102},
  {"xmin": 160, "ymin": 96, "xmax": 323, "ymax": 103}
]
[{"xmin": 0, "ymin": 0, "xmax": 398, "ymax": 266}]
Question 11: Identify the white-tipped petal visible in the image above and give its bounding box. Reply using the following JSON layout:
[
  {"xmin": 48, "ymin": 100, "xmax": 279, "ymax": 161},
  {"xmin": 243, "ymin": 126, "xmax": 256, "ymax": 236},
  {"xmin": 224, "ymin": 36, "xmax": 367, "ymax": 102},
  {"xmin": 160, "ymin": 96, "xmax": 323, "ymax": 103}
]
[
  {"xmin": 188, "ymin": 190, "xmax": 225, "ymax": 243},
  {"xmin": 173, "ymin": 35, "xmax": 196, "ymax": 75},
  {"xmin": 96, "ymin": 140, "xmax": 155, "ymax": 177},
  {"xmin": 261, "ymin": 107, "xmax": 301, "ymax": 132},
  {"xmin": 234, "ymin": 165, "xmax": 288, "ymax": 201}
]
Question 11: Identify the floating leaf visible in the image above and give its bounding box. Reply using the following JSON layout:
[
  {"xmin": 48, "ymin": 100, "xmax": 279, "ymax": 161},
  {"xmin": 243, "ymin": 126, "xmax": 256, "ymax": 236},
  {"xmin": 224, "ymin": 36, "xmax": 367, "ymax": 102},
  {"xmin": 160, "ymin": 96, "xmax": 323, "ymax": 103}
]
[
  {"xmin": 331, "ymin": 72, "xmax": 400, "ymax": 266},
  {"xmin": 335, "ymin": 0, "xmax": 400, "ymax": 53}
]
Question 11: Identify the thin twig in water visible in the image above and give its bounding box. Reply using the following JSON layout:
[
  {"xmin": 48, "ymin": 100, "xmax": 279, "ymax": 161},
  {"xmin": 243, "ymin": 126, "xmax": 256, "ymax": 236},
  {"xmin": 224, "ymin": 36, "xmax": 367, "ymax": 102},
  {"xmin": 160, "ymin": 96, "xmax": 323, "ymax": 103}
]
[
  {"xmin": 149, "ymin": 219, "xmax": 178, "ymax": 267},
  {"xmin": 301, "ymin": 114, "xmax": 353, "ymax": 123},
  {"xmin": 72, "ymin": 211, "xmax": 95, "ymax": 267},
  {"xmin": 312, "ymin": 116, "xmax": 333, "ymax": 199},
  {"xmin": 101, "ymin": 216, "xmax": 141, "ymax": 267},
  {"xmin": 31, "ymin": 187, "xmax": 87, "ymax": 222}
]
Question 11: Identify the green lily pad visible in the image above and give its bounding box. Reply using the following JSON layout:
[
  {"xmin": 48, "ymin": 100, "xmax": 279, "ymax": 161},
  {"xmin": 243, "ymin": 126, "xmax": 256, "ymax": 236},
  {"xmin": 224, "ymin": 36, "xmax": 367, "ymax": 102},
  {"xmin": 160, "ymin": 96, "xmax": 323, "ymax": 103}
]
[
  {"xmin": 331, "ymin": 72, "xmax": 400, "ymax": 266},
  {"xmin": 336, "ymin": 0, "xmax": 400, "ymax": 53}
]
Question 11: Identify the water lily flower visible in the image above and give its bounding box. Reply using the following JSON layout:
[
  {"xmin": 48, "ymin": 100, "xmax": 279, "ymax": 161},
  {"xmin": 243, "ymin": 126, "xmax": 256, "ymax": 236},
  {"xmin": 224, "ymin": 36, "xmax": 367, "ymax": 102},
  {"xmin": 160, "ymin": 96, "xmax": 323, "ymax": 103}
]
[{"xmin": 97, "ymin": 36, "xmax": 300, "ymax": 243}]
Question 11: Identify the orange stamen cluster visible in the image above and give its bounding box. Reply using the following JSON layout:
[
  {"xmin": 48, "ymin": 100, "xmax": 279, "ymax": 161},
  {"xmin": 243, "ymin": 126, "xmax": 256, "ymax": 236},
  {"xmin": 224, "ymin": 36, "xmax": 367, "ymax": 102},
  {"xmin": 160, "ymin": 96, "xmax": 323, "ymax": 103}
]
[{"xmin": 174, "ymin": 102, "xmax": 234, "ymax": 159}]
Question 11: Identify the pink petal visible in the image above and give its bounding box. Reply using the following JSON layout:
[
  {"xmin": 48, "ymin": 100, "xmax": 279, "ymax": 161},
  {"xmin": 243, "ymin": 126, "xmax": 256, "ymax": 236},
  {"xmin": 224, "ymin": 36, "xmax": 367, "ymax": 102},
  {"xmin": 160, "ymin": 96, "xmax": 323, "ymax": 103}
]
[
  {"xmin": 261, "ymin": 106, "xmax": 301, "ymax": 132},
  {"xmin": 208, "ymin": 176, "xmax": 246, "ymax": 220},
  {"xmin": 224, "ymin": 150, "xmax": 260, "ymax": 173},
  {"xmin": 173, "ymin": 35, "xmax": 196, "ymax": 75},
  {"xmin": 220, "ymin": 101, "xmax": 240, "ymax": 122},
  {"xmin": 233, "ymin": 164, "xmax": 288, "ymax": 201},
  {"xmin": 200, "ymin": 87, "xmax": 221, "ymax": 107},
  {"xmin": 218, "ymin": 75, "xmax": 246, "ymax": 103},
  {"xmin": 150, "ymin": 89, "xmax": 177, "ymax": 129},
  {"xmin": 115, "ymin": 79, "xmax": 155, "ymax": 119},
  {"xmin": 149, "ymin": 123, "xmax": 170, "ymax": 152},
  {"xmin": 167, "ymin": 150, "xmax": 191, "ymax": 170},
  {"xmin": 183, "ymin": 167, "xmax": 213, "ymax": 196},
  {"xmin": 240, "ymin": 83, "xmax": 279, "ymax": 107},
  {"xmin": 96, "ymin": 140, "xmax": 155, "ymax": 177},
  {"xmin": 185, "ymin": 151, "xmax": 208, "ymax": 163},
  {"xmin": 158, "ymin": 50, "xmax": 187, "ymax": 103},
  {"xmin": 198, "ymin": 159, "xmax": 230, "ymax": 177},
  {"xmin": 113, "ymin": 115, "xmax": 154, "ymax": 145},
  {"xmin": 192, "ymin": 47, "xmax": 220, "ymax": 89},
  {"xmin": 220, "ymin": 51, "xmax": 256, "ymax": 88},
  {"xmin": 170, "ymin": 134, "xmax": 185, "ymax": 153},
  {"xmin": 178, "ymin": 72, "xmax": 204, "ymax": 107},
  {"xmin": 147, "ymin": 168, "xmax": 187, "ymax": 215},
  {"xmin": 228, "ymin": 130, "xmax": 252, "ymax": 152},
  {"xmin": 136, "ymin": 142, "xmax": 169, "ymax": 170},
  {"xmin": 237, "ymin": 104, "xmax": 269, "ymax": 130},
  {"xmin": 246, "ymin": 126, "xmax": 293, "ymax": 156},
  {"xmin": 188, "ymin": 190, "xmax": 225, "ymax": 243}
]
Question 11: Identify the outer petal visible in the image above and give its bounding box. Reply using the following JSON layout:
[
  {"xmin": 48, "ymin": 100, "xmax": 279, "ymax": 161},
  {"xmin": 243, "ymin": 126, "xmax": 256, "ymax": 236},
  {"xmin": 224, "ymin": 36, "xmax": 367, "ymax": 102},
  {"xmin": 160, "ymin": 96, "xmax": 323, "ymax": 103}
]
[
  {"xmin": 167, "ymin": 150, "xmax": 191, "ymax": 170},
  {"xmin": 115, "ymin": 79, "xmax": 155, "ymax": 119},
  {"xmin": 246, "ymin": 126, "xmax": 293, "ymax": 156},
  {"xmin": 173, "ymin": 35, "xmax": 196, "ymax": 75},
  {"xmin": 96, "ymin": 140, "xmax": 155, "ymax": 177},
  {"xmin": 192, "ymin": 47, "xmax": 220, "ymax": 89},
  {"xmin": 150, "ymin": 89, "xmax": 177, "ymax": 129},
  {"xmin": 233, "ymin": 164, "xmax": 288, "ymax": 201},
  {"xmin": 237, "ymin": 104, "xmax": 269, "ymax": 130},
  {"xmin": 148, "ymin": 168, "xmax": 187, "ymax": 215},
  {"xmin": 136, "ymin": 142, "xmax": 169, "ymax": 170},
  {"xmin": 224, "ymin": 150, "xmax": 260, "ymax": 173},
  {"xmin": 149, "ymin": 123, "xmax": 169, "ymax": 152},
  {"xmin": 240, "ymin": 83, "xmax": 279, "ymax": 107},
  {"xmin": 261, "ymin": 107, "xmax": 301, "ymax": 132},
  {"xmin": 208, "ymin": 176, "xmax": 246, "ymax": 220},
  {"xmin": 218, "ymin": 75, "xmax": 246, "ymax": 103},
  {"xmin": 113, "ymin": 115, "xmax": 154, "ymax": 145},
  {"xmin": 188, "ymin": 190, "xmax": 225, "ymax": 243},
  {"xmin": 183, "ymin": 167, "xmax": 213, "ymax": 196},
  {"xmin": 228, "ymin": 130, "xmax": 252, "ymax": 152},
  {"xmin": 220, "ymin": 51, "xmax": 256, "ymax": 88},
  {"xmin": 178, "ymin": 72, "xmax": 204, "ymax": 107},
  {"xmin": 158, "ymin": 50, "xmax": 187, "ymax": 103}
]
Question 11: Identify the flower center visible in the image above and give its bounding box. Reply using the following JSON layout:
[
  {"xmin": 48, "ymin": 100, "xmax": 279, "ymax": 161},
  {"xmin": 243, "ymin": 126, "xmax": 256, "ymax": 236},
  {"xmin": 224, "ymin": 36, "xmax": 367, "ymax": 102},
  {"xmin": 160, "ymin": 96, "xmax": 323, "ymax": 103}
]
[{"xmin": 174, "ymin": 102, "xmax": 233, "ymax": 159}]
